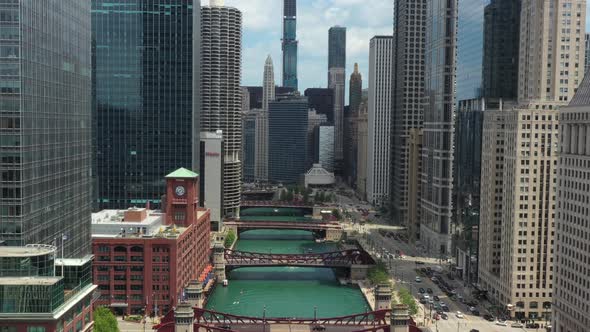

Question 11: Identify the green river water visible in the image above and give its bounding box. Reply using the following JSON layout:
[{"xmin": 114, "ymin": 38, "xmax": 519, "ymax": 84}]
[{"xmin": 205, "ymin": 230, "xmax": 370, "ymax": 318}]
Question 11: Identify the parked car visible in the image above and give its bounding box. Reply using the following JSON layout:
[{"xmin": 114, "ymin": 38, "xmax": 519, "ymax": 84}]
[
  {"xmin": 440, "ymin": 313, "xmax": 448, "ymax": 320},
  {"xmin": 218, "ymin": 325, "xmax": 232, "ymax": 330},
  {"xmin": 472, "ymin": 310, "xmax": 480, "ymax": 316},
  {"xmin": 483, "ymin": 314, "xmax": 495, "ymax": 322},
  {"xmin": 312, "ymin": 326, "xmax": 326, "ymax": 331},
  {"xmin": 526, "ymin": 323, "xmax": 540, "ymax": 329},
  {"xmin": 441, "ymin": 306, "xmax": 450, "ymax": 312},
  {"xmin": 419, "ymin": 288, "xmax": 425, "ymax": 293},
  {"xmin": 415, "ymin": 260, "xmax": 425, "ymax": 265},
  {"xmin": 427, "ymin": 288, "xmax": 433, "ymax": 293},
  {"xmin": 511, "ymin": 322, "xmax": 524, "ymax": 328},
  {"xmin": 469, "ymin": 330, "xmax": 480, "ymax": 332},
  {"xmin": 433, "ymin": 295, "xmax": 440, "ymax": 302},
  {"xmin": 496, "ymin": 320, "xmax": 508, "ymax": 326},
  {"xmin": 415, "ymin": 276, "xmax": 422, "ymax": 282},
  {"xmin": 456, "ymin": 311, "xmax": 464, "ymax": 319}
]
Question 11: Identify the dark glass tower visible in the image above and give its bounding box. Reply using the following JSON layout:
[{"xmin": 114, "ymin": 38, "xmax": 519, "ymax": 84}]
[
  {"xmin": 282, "ymin": 0, "xmax": 298, "ymax": 90},
  {"xmin": 268, "ymin": 95, "xmax": 308, "ymax": 183},
  {"xmin": 328, "ymin": 26, "xmax": 346, "ymax": 167},
  {"xmin": 0, "ymin": 0, "xmax": 92, "ymax": 257},
  {"xmin": 304, "ymin": 88, "xmax": 334, "ymax": 123},
  {"xmin": 92, "ymin": 0, "xmax": 200, "ymax": 210}
]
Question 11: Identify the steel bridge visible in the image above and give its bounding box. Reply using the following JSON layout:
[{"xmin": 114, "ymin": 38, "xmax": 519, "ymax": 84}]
[
  {"xmin": 223, "ymin": 220, "xmax": 341, "ymax": 233},
  {"xmin": 224, "ymin": 249, "xmax": 375, "ymax": 269},
  {"xmin": 241, "ymin": 200, "xmax": 316, "ymax": 209},
  {"xmin": 154, "ymin": 308, "xmax": 392, "ymax": 332}
]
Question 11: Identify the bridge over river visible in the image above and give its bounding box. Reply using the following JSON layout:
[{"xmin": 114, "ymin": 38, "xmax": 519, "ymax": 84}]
[{"xmin": 223, "ymin": 249, "xmax": 375, "ymax": 270}]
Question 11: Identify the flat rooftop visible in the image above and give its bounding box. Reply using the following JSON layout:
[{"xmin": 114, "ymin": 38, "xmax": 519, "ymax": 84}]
[
  {"xmin": 0, "ymin": 277, "xmax": 61, "ymax": 286},
  {"xmin": 0, "ymin": 245, "xmax": 56, "ymax": 258},
  {"xmin": 92, "ymin": 208, "xmax": 164, "ymax": 226}
]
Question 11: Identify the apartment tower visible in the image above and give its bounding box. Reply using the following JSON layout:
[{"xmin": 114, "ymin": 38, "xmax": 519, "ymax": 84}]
[
  {"xmin": 201, "ymin": 0, "xmax": 242, "ymax": 218},
  {"xmin": 282, "ymin": 0, "xmax": 298, "ymax": 89},
  {"xmin": 390, "ymin": 0, "xmax": 427, "ymax": 235},
  {"xmin": 478, "ymin": 0, "xmax": 586, "ymax": 320},
  {"xmin": 367, "ymin": 36, "xmax": 394, "ymax": 206}
]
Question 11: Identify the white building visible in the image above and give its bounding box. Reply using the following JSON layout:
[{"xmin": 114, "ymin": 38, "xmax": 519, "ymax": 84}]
[
  {"xmin": 201, "ymin": 1, "xmax": 242, "ymax": 217},
  {"xmin": 367, "ymin": 36, "xmax": 394, "ymax": 206},
  {"xmin": 200, "ymin": 131, "xmax": 224, "ymax": 229},
  {"xmin": 255, "ymin": 55, "xmax": 275, "ymax": 182}
]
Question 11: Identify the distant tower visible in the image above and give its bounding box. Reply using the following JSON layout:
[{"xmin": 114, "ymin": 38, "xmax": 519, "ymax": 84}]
[
  {"xmin": 282, "ymin": 0, "xmax": 298, "ymax": 89},
  {"xmin": 263, "ymin": 55, "xmax": 276, "ymax": 111},
  {"xmin": 201, "ymin": 2, "xmax": 242, "ymax": 218},
  {"xmin": 349, "ymin": 63, "xmax": 362, "ymax": 114},
  {"xmin": 328, "ymin": 26, "xmax": 346, "ymax": 170}
]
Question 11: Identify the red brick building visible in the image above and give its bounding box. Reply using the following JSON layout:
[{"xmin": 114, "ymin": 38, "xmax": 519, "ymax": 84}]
[{"xmin": 92, "ymin": 168, "xmax": 211, "ymax": 316}]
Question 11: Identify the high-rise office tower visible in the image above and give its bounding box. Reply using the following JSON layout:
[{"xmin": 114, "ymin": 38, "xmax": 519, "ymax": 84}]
[
  {"xmin": 367, "ymin": 36, "xmax": 394, "ymax": 207},
  {"xmin": 586, "ymin": 33, "xmax": 590, "ymax": 74},
  {"xmin": 419, "ymin": 0, "xmax": 458, "ymax": 255},
  {"xmin": 255, "ymin": 55, "xmax": 274, "ymax": 182},
  {"xmin": 242, "ymin": 110, "xmax": 259, "ymax": 182},
  {"xmin": 453, "ymin": 0, "xmax": 520, "ymax": 282},
  {"xmin": 316, "ymin": 125, "xmax": 335, "ymax": 172},
  {"xmin": 0, "ymin": 0, "xmax": 92, "ymax": 257},
  {"xmin": 554, "ymin": 76, "xmax": 590, "ymax": 332},
  {"xmin": 282, "ymin": 0, "xmax": 298, "ymax": 89},
  {"xmin": 268, "ymin": 95, "xmax": 309, "ymax": 183},
  {"xmin": 93, "ymin": 0, "xmax": 200, "ymax": 210},
  {"xmin": 479, "ymin": 0, "xmax": 586, "ymax": 320},
  {"xmin": 201, "ymin": 0, "xmax": 242, "ymax": 218},
  {"xmin": 390, "ymin": 0, "xmax": 426, "ymax": 233},
  {"xmin": 328, "ymin": 26, "xmax": 346, "ymax": 168},
  {"xmin": 350, "ymin": 63, "xmax": 363, "ymax": 113}
]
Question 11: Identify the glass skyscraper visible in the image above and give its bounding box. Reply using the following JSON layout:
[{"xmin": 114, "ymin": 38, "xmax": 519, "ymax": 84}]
[
  {"xmin": 328, "ymin": 27, "xmax": 346, "ymax": 69},
  {"xmin": 0, "ymin": 0, "xmax": 92, "ymax": 257},
  {"xmin": 269, "ymin": 95, "xmax": 308, "ymax": 183},
  {"xmin": 282, "ymin": 0, "xmax": 298, "ymax": 90},
  {"xmin": 92, "ymin": 0, "xmax": 200, "ymax": 210},
  {"xmin": 328, "ymin": 26, "xmax": 346, "ymax": 167}
]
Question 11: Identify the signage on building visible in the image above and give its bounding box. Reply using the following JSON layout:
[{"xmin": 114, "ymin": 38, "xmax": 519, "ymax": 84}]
[{"xmin": 206, "ymin": 152, "xmax": 220, "ymax": 157}]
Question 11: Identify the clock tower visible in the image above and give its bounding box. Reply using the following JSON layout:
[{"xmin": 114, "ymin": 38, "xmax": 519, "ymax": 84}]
[{"xmin": 165, "ymin": 168, "xmax": 200, "ymax": 227}]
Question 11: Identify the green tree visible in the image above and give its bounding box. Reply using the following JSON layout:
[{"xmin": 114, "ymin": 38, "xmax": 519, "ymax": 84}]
[
  {"xmin": 94, "ymin": 307, "xmax": 119, "ymax": 332},
  {"xmin": 303, "ymin": 190, "xmax": 310, "ymax": 205},
  {"xmin": 224, "ymin": 229, "xmax": 236, "ymax": 248},
  {"xmin": 332, "ymin": 209, "xmax": 342, "ymax": 220},
  {"xmin": 316, "ymin": 191, "xmax": 325, "ymax": 203}
]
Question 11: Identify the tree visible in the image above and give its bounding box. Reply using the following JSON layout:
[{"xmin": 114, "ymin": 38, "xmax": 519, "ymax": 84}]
[
  {"xmin": 332, "ymin": 209, "xmax": 342, "ymax": 220},
  {"xmin": 94, "ymin": 307, "xmax": 119, "ymax": 332},
  {"xmin": 285, "ymin": 190, "xmax": 294, "ymax": 202},
  {"xmin": 224, "ymin": 229, "xmax": 236, "ymax": 248}
]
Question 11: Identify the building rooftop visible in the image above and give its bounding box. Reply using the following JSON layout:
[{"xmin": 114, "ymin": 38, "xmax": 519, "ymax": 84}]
[
  {"xmin": 569, "ymin": 73, "xmax": 590, "ymax": 106},
  {"xmin": 55, "ymin": 255, "xmax": 93, "ymax": 267},
  {"xmin": 0, "ymin": 245, "xmax": 56, "ymax": 258},
  {"xmin": 0, "ymin": 277, "xmax": 62, "ymax": 286},
  {"xmin": 166, "ymin": 167, "xmax": 199, "ymax": 179}
]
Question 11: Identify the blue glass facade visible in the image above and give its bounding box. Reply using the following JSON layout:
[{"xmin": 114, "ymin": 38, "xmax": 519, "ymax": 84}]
[
  {"xmin": 456, "ymin": 0, "xmax": 489, "ymax": 102},
  {"xmin": 282, "ymin": 0, "xmax": 298, "ymax": 90},
  {"xmin": 328, "ymin": 27, "xmax": 346, "ymax": 69},
  {"xmin": 268, "ymin": 96, "xmax": 308, "ymax": 183},
  {"xmin": 92, "ymin": 0, "xmax": 200, "ymax": 210}
]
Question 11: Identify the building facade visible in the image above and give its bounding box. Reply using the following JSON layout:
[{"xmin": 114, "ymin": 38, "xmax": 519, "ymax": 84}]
[
  {"xmin": 268, "ymin": 95, "xmax": 309, "ymax": 184},
  {"xmin": 282, "ymin": 0, "xmax": 298, "ymax": 89},
  {"xmin": 92, "ymin": 169, "xmax": 211, "ymax": 316},
  {"xmin": 478, "ymin": 0, "xmax": 587, "ymax": 320},
  {"xmin": 350, "ymin": 63, "xmax": 362, "ymax": 113},
  {"xmin": 586, "ymin": 33, "xmax": 590, "ymax": 74},
  {"xmin": 367, "ymin": 36, "xmax": 394, "ymax": 207},
  {"xmin": 0, "ymin": 0, "xmax": 92, "ymax": 257},
  {"xmin": 255, "ymin": 56, "xmax": 275, "ymax": 182},
  {"xmin": 390, "ymin": 0, "xmax": 426, "ymax": 229},
  {"xmin": 200, "ymin": 132, "xmax": 224, "ymax": 229},
  {"xmin": 328, "ymin": 26, "xmax": 346, "ymax": 167},
  {"xmin": 419, "ymin": 0, "xmax": 457, "ymax": 255},
  {"xmin": 317, "ymin": 125, "xmax": 335, "ymax": 172},
  {"xmin": 304, "ymin": 88, "xmax": 334, "ymax": 123},
  {"xmin": 201, "ymin": 2, "xmax": 242, "ymax": 218},
  {"xmin": 407, "ymin": 129, "xmax": 423, "ymax": 244},
  {"xmin": 356, "ymin": 102, "xmax": 369, "ymax": 200},
  {"xmin": 92, "ymin": 0, "xmax": 200, "ymax": 210},
  {"xmin": 553, "ymin": 76, "xmax": 590, "ymax": 332},
  {"xmin": 242, "ymin": 111, "xmax": 258, "ymax": 182},
  {"xmin": 307, "ymin": 109, "xmax": 328, "ymax": 170}
]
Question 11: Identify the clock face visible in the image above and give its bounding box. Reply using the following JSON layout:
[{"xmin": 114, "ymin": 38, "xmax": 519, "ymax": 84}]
[{"xmin": 175, "ymin": 185, "xmax": 186, "ymax": 197}]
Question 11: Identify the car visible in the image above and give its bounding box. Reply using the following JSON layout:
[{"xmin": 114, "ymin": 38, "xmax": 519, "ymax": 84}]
[
  {"xmin": 496, "ymin": 320, "xmax": 508, "ymax": 326},
  {"xmin": 511, "ymin": 322, "xmax": 524, "ymax": 328},
  {"xmin": 312, "ymin": 326, "xmax": 326, "ymax": 331},
  {"xmin": 415, "ymin": 276, "xmax": 422, "ymax": 282},
  {"xmin": 469, "ymin": 306, "xmax": 476, "ymax": 312},
  {"xmin": 440, "ymin": 313, "xmax": 448, "ymax": 320},
  {"xmin": 427, "ymin": 288, "xmax": 433, "ymax": 293},
  {"xmin": 428, "ymin": 299, "xmax": 434, "ymax": 305},
  {"xmin": 433, "ymin": 295, "xmax": 440, "ymax": 302},
  {"xmin": 472, "ymin": 310, "xmax": 480, "ymax": 316},
  {"xmin": 483, "ymin": 314, "xmax": 495, "ymax": 322},
  {"xmin": 469, "ymin": 330, "xmax": 480, "ymax": 332},
  {"xmin": 218, "ymin": 325, "xmax": 232, "ymax": 330},
  {"xmin": 441, "ymin": 305, "xmax": 449, "ymax": 312},
  {"xmin": 419, "ymin": 298, "xmax": 427, "ymax": 304},
  {"xmin": 418, "ymin": 288, "xmax": 425, "ymax": 293},
  {"xmin": 431, "ymin": 276, "xmax": 438, "ymax": 282},
  {"xmin": 526, "ymin": 323, "xmax": 540, "ymax": 329},
  {"xmin": 433, "ymin": 313, "xmax": 440, "ymax": 320},
  {"xmin": 456, "ymin": 311, "xmax": 464, "ymax": 319},
  {"xmin": 415, "ymin": 260, "xmax": 425, "ymax": 265}
]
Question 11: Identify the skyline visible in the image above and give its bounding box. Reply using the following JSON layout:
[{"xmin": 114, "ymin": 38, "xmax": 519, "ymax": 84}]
[{"xmin": 227, "ymin": 0, "xmax": 590, "ymax": 94}]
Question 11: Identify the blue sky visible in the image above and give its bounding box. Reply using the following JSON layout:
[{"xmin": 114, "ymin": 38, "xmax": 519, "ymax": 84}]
[{"xmin": 224, "ymin": 0, "xmax": 590, "ymax": 94}]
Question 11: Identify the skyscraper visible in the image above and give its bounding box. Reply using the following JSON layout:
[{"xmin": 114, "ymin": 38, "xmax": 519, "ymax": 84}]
[
  {"xmin": 201, "ymin": 1, "xmax": 242, "ymax": 218},
  {"xmin": 242, "ymin": 110, "xmax": 258, "ymax": 182},
  {"xmin": 350, "ymin": 63, "xmax": 363, "ymax": 113},
  {"xmin": 553, "ymin": 75, "xmax": 590, "ymax": 332},
  {"xmin": 586, "ymin": 33, "xmax": 590, "ymax": 74},
  {"xmin": 390, "ymin": 0, "xmax": 426, "ymax": 233},
  {"xmin": 269, "ymin": 95, "xmax": 309, "ymax": 183},
  {"xmin": 255, "ymin": 55, "xmax": 275, "ymax": 182},
  {"xmin": 328, "ymin": 26, "xmax": 346, "ymax": 168},
  {"xmin": 305, "ymin": 88, "xmax": 335, "ymax": 123},
  {"xmin": 282, "ymin": 0, "xmax": 298, "ymax": 89},
  {"xmin": 454, "ymin": 0, "xmax": 520, "ymax": 282},
  {"xmin": 420, "ymin": 0, "xmax": 458, "ymax": 255},
  {"xmin": 478, "ymin": 0, "xmax": 587, "ymax": 320},
  {"xmin": 92, "ymin": 0, "xmax": 201, "ymax": 210},
  {"xmin": 0, "ymin": 0, "xmax": 92, "ymax": 257},
  {"xmin": 367, "ymin": 36, "xmax": 394, "ymax": 207}
]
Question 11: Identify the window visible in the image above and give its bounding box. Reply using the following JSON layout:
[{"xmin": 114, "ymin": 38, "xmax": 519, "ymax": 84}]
[
  {"xmin": 174, "ymin": 211, "xmax": 185, "ymax": 222},
  {"xmin": 27, "ymin": 328, "xmax": 45, "ymax": 332}
]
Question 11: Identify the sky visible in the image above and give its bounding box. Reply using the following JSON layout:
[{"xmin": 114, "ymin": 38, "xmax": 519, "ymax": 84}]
[{"xmin": 223, "ymin": 0, "xmax": 590, "ymax": 94}]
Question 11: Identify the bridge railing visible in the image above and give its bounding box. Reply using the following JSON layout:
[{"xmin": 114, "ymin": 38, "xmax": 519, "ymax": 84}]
[{"xmin": 223, "ymin": 249, "xmax": 375, "ymax": 267}]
